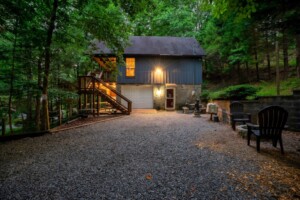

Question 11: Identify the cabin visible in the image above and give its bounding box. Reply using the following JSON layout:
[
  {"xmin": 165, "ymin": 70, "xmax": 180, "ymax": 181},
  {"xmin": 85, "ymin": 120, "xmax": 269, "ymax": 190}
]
[{"xmin": 78, "ymin": 36, "xmax": 205, "ymax": 115}]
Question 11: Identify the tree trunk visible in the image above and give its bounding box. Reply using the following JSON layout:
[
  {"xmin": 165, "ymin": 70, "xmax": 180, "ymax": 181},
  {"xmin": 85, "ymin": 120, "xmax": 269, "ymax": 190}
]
[
  {"xmin": 266, "ymin": 53, "xmax": 271, "ymax": 80},
  {"xmin": 296, "ymin": 34, "xmax": 300, "ymax": 78},
  {"xmin": 245, "ymin": 62, "xmax": 250, "ymax": 82},
  {"xmin": 276, "ymin": 32, "xmax": 280, "ymax": 96},
  {"xmin": 41, "ymin": 0, "xmax": 58, "ymax": 131},
  {"xmin": 237, "ymin": 61, "xmax": 240, "ymax": 74},
  {"xmin": 252, "ymin": 26, "xmax": 260, "ymax": 81},
  {"xmin": 35, "ymin": 57, "xmax": 42, "ymax": 131},
  {"xmin": 254, "ymin": 47, "xmax": 260, "ymax": 81},
  {"xmin": 25, "ymin": 51, "xmax": 33, "ymax": 131},
  {"xmin": 237, "ymin": 61, "xmax": 242, "ymax": 83},
  {"xmin": 8, "ymin": 21, "xmax": 19, "ymax": 135},
  {"xmin": 57, "ymin": 99, "xmax": 62, "ymax": 125},
  {"xmin": 282, "ymin": 29, "xmax": 289, "ymax": 79},
  {"xmin": 265, "ymin": 31, "xmax": 271, "ymax": 80}
]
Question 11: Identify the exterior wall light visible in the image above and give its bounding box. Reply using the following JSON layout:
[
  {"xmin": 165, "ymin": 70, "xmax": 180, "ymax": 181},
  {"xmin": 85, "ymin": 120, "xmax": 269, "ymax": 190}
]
[
  {"xmin": 155, "ymin": 67, "xmax": 163, "ymax": 74},
  {"xmin": 156, "ymin": 89, "xmax": 162, "ymax": 97},
  {"xmin": 154, "ymin": 67, "xmax": 164, "ymax": 83}
]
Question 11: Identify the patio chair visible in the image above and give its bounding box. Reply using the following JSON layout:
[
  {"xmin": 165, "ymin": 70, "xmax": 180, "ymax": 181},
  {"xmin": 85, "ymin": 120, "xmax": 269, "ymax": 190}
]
[
  {"xmin": 230, "ymin": 101, "xmax": 251, "ymax": 130},
  {"xmin": 247, "ymin": 106, "xmax": 288, "ymax": 154}
]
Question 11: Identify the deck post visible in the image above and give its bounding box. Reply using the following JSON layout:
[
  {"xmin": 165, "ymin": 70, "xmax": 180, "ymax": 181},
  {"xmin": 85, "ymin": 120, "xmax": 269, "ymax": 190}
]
[
  {"xmin": 97, "ymin": 94, "xmax": 100, "ymax": 115},
  {"xmin": 84, "ymin": 94, "xmax": 87, "ymax": 109},
  {"xmin": 78, "ymin": 76, "xmax": 81, "ymax": 91},
  {"xmin": 92, "ymin": 78, "xmax": 95, "ymax": 116},
  {"xmin": 58, "ymin": 100, "xmax": 62, "ymax": 125},
  {"xmin": 128, "ymin": 101, "xmax": 132, "ymax": 114},
  {"xmin": 78, "ymin": 94, "xmax": 82, "ymax": 110},
  {"xmin": 83, "ymin": 77, "xmax": 86, "ymax": 90},
  {"xmin": 90, "ymin": 94, "xmax": 92, "ymax": 110}
]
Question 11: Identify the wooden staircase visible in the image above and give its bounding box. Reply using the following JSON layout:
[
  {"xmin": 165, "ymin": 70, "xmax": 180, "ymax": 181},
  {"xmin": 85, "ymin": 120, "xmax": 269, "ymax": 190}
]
[{"xmin": 78, "ymin": 75, "xmax": 132, "ymax": 115}]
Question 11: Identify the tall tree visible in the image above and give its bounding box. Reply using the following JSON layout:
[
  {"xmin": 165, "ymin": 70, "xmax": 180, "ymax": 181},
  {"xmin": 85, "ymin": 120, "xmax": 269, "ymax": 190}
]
[
  {"xmin": 41, "ymin": 0, "xmax": 58, "ymax": 131},
  {"xmin": 1, "ymin": 0, "xmax": 133, "ymax": 132}
]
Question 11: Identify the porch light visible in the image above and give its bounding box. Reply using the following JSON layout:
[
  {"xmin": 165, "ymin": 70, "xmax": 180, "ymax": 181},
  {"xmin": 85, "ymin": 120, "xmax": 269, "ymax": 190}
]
[
  {"xmin": 155, "ymin": 67, "xmax": 163, "ymax": 74},
  {"xmin": 156, "ymin": 89, "xmax": 162, "ymax": 97},
  {"xmin": 154, "ymin": 67, "xmax": 164, "ymax": 83}
]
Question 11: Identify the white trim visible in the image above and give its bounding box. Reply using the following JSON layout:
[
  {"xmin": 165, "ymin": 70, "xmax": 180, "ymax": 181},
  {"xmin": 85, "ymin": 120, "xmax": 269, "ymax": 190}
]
[
  {"xmin": 165, "ymin": 87, "xmax": 176, "ymax": 110},
  {"xmin": 121, "ymin": 85, "xmax": 153, "ymax": 109}
]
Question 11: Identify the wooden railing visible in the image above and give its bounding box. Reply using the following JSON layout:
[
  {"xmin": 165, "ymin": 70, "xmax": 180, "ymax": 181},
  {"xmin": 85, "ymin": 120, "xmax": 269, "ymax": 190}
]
[
  {"xmin": 95, "ymin": 77, "xmax": 132, "ymax": 113},
  {"xmin": 78, "ymin": 76, "xmax": 132, "ymax": 114}
]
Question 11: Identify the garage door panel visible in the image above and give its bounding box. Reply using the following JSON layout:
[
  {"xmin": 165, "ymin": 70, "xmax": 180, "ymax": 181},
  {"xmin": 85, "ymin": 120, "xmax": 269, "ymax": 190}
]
[{"xmin": 121, "ymin": 86, "xmax": 153, "ymax": 109}]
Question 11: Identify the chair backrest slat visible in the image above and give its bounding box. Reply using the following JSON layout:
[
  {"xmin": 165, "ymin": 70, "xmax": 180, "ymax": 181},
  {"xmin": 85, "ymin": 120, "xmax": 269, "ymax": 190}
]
[
  {"xmin": 230, "ymin": 101, "xmax": 244, "ymax": 113},
  {"xmin": 258, "ymin": 106, "xmax": 288, "ymax": 138}
]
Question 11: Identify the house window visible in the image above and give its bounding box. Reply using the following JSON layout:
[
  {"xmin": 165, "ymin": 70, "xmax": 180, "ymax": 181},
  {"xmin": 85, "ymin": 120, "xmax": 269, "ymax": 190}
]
[{"xmin": 126, "ymin": 58, "xmax": 135, "ymax": 77}]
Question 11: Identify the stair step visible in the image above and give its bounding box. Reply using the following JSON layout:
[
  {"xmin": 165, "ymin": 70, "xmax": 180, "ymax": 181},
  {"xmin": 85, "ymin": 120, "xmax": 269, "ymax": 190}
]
[{"xmin": 79, "ymin": 76, "xmax": 131, "ymax": 115}]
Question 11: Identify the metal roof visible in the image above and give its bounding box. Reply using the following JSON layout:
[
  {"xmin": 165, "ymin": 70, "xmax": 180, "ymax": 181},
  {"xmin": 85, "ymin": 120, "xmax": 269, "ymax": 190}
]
[{"xmin": 92, "ymin": 36, "xmax": 205, "ymax": 57}]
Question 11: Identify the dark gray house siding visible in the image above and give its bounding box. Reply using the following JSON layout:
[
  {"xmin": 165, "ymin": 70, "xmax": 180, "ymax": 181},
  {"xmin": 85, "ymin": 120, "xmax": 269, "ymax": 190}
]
[
  {"xmin": 117, "ymin": 56, "xmax": 202, "ymax": 85},
  {"xmin": 93, "ymin": 36, "xmax": 205, "ymax": 109}
]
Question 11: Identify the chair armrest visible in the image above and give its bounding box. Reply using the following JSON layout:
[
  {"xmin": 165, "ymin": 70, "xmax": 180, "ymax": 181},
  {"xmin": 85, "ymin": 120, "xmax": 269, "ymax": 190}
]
[
  {"xmin": 246, "ymin": 113, "xmax": 251, "ymax": 120},
  {"xmin": 246, "ymin": 123, "xmax": 259, "ymax": 130}
]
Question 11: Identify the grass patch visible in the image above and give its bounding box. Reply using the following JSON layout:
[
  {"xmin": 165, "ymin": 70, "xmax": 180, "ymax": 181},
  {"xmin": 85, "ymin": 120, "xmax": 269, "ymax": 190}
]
[
  {"xmin": 256, "ymin": 77, "xmax": 300, "ymax": 96},
  {"xmin": 203, "ymin": 77, "xmax": 300, "ymax": 100},
  {"xmin": 203, "ymin": 84, "xmax": 258, "ymax": 100},
  {"xmin": 1, "ymin": 127, "xmax": 23, "ymax": 136}
]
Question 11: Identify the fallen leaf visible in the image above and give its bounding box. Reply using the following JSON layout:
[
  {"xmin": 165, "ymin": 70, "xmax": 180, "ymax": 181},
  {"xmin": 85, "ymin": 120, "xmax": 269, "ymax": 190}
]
[{"xmin": 145, "ymin": 173, "xmax": 152, "ymax": 180}]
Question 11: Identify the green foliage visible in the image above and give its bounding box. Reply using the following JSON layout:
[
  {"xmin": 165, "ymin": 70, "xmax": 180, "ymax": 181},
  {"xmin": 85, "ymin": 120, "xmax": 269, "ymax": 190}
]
[
  {"xmin": 83, "ymin": 1, "xmax": 132, "ymax": 48},
  {"xmin": 208, "ymin": 84, "xmax": 258, "ymax": 100},
  {"xmin": 207, "ymin": 78, "xmax": 299, "ymax": 101},
  {"xmin": 208, "ymin": 90, "xmax": 227, "ymax": 100},
  {"xmin": 132, "ymin": 0, "xmax": 202, "ymax": 38},
  {"xmin": 200, "ymin": 89, "xmax": 210, "ymax": 102},
  {"xmin": 0, "ymin": 0, "xmax": 134, "ymax": 132},
  {"xmin": 114, "ymin": 0, "xmax": 155, "ymax": 18},
  {"xmin": 224, "ymin": 84, "xmax": 258, "ymax": 100},
  {"xmin": 150, "ymin": 4, "xmax": 196, "ymax": 37},
  {"xmin": 202, "ymin": 0, "xmax": 257, "ymax": 21},
  {"xmin": 256, "ymin": 78, "xmax": 300, "ymax": 96}
]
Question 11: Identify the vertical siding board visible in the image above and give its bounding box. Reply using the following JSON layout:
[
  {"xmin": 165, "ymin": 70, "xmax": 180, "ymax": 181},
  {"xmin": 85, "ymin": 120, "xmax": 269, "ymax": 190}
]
[{"xmin": 117, "ymin": 56, "xmax": 202, "ymax": 84}]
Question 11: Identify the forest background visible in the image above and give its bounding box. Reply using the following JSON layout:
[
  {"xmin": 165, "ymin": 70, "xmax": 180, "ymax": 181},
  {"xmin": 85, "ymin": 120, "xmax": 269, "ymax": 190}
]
[{"xmin": 0, "ymin": 0, "xmax": 299, "ymax": 133}]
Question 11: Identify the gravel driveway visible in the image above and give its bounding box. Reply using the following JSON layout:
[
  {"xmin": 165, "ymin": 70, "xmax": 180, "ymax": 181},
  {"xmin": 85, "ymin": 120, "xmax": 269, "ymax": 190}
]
[{"xmin": 1, "ymin": 112, "xmax": 299, "ymax": 199}]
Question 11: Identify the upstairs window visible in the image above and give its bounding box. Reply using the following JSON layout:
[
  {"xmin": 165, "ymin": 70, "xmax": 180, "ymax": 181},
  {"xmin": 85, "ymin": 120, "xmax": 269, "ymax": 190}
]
[{"xmin": 126, "ymin": 58, "xmax": 135, "ymax": 77}]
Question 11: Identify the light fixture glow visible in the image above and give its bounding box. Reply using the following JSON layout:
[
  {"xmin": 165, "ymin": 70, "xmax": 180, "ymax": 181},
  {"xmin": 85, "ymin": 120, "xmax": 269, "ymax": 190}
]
[
  {"xmin": 155, "ymin": 67, "xmax": 163, "ymax": 74},
  {"xmin": 156, "ymin": 89, "xmax": 162, "ymax": 97}
]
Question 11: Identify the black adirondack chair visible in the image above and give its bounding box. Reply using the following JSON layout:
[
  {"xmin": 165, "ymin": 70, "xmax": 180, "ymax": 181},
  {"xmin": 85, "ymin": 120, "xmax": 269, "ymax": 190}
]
[
  {"xmin": 247, "ymin": 106, "xmax": 288, "ymax": 154},
  {"xmin": 230, "ymin": 101, "xmax": 251, "ymax": 130}
]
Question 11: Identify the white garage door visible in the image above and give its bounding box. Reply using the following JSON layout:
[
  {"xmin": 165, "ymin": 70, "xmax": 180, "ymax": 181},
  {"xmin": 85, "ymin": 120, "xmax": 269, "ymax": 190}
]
[{"xmin": 121, "ymin": 85, "xmax": 153, "ymax": 109}]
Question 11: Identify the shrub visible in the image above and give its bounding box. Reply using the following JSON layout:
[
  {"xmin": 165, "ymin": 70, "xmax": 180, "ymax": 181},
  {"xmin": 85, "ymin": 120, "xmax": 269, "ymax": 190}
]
[
  {"xmin": 208, "ymin": 84, "xmax": 258, "ymax": 100},
  {"xmin": 200, "ymin": 90, "xmax": 210, "ymax": 102},
  {"xmin": 224, "ymin": 84, "xmax": 258, "ymax": 100},
  {"xmin": 209, "ymin": 90, "xmax": 227, "ymax": 100}
]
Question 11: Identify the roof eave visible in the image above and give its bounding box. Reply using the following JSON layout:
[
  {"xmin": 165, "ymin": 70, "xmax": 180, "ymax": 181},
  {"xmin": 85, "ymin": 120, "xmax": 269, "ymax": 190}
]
[{"xmin": 95, "ymin": 53, "xmax": 204, "ymax": 58}]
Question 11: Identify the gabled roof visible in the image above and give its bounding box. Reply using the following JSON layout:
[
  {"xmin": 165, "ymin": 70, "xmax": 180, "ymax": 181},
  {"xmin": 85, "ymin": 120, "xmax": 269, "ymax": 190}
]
[{"xmin": 93, "ymin": 36, "xmax": 205, "ymax": 57}]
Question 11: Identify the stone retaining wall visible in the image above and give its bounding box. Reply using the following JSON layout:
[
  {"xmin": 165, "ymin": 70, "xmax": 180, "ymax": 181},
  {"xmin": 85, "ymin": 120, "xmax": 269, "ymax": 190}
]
[
  {"xmin": 213, "ymin": 89, "xmax": 300, "ymax": 132},
  {"xmin": 153, "ymin": 84, "xmax": 201, "ymax": 110}
]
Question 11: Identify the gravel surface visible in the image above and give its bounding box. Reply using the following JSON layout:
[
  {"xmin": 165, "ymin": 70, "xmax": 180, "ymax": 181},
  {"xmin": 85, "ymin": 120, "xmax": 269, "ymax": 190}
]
[
  {"xmin": 52, "ymin": 115, "xmax": 123, "ymax": 132},
  {"xmin": 0, "ymin": 112, "xmax": 299, "ymax": 199}
]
